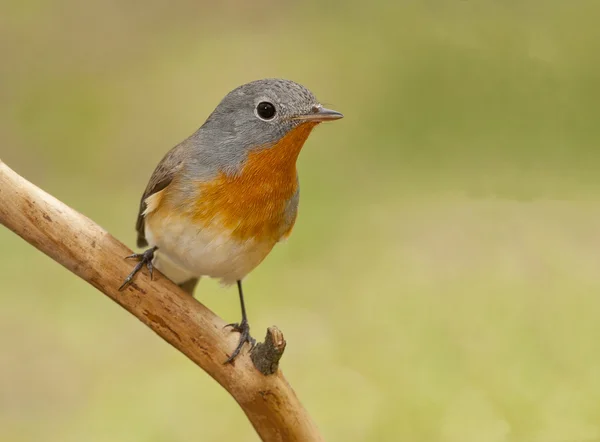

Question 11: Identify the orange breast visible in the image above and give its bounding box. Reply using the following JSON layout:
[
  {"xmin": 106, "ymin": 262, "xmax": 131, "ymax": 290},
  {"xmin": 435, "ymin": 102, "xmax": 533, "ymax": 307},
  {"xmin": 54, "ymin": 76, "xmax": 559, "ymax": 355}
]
[{"xmin": 178, "ymin": 122, "xmax": 317, "ymax": 242}]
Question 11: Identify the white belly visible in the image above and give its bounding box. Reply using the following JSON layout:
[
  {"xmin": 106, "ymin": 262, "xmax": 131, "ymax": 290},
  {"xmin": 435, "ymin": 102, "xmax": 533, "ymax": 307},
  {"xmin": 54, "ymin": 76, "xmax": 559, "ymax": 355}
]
[{"xmin": 144, "ymin": 217, "xmax": 276, "ymax": 286}]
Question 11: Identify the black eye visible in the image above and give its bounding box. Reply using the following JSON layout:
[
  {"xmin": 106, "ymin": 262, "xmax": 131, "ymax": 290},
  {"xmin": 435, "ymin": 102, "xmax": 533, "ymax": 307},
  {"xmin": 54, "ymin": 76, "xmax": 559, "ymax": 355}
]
[{"xmin": 256, "ymin": 101, "xmax": 276, "ymax": 120}]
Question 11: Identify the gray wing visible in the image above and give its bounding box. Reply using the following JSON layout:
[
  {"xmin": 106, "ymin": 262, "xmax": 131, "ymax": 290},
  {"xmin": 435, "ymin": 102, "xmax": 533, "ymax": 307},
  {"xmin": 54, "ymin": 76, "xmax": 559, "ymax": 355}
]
[{"xmin": 135, "ymin": 146, "xmax": 185, "ymax": 247}]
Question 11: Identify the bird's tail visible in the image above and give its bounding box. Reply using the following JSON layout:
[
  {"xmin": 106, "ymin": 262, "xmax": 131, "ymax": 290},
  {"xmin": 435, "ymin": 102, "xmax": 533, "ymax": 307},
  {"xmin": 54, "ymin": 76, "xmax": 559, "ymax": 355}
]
[
  {"xmin": 178, "ymin": 278, "xmax": 199, "ymax": 296},
  {"xmin": 152, "ymin": 250, "xmax": 199, "ymax": 296}
]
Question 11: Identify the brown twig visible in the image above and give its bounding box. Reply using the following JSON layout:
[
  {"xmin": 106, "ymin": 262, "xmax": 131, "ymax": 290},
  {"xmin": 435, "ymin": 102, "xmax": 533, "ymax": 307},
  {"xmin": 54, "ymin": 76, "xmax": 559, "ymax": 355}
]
[{"xmin": 0, "ymin": 160, "xmax": 324, "ymax": 442}]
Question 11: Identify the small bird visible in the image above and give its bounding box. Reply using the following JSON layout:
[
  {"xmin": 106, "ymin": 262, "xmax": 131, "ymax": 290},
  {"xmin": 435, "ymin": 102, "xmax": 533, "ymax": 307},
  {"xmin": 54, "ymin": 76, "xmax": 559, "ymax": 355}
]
[{"xmin": 120, "ymin": 78, "xmax": 343, "ymax": 363}]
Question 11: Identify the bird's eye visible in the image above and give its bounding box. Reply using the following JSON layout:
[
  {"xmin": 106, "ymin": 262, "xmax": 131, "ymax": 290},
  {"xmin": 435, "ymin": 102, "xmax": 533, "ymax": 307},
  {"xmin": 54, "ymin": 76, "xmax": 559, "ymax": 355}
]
[{"xmin": 256, "ymin": 101, "xmax": 276, "ymax": 120}]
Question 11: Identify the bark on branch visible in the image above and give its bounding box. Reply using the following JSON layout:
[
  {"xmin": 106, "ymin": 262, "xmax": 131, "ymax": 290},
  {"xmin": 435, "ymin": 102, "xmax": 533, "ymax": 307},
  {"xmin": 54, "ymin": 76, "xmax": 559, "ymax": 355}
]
[{"xmin": 0, "ymin": 160, "xmax": 324, "ymax": 442}]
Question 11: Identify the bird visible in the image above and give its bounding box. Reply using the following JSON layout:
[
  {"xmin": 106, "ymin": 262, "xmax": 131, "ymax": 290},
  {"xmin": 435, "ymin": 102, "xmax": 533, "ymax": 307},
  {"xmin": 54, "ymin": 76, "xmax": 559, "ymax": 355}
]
[{"xmin": 119, "ymin": 78, "xmax": 343, "ymax": 363}]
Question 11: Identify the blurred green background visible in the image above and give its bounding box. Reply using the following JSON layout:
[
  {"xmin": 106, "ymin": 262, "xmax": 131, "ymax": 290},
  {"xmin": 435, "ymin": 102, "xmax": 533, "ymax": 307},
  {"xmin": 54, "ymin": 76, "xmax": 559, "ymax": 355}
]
[{"xmin": 2, "ymin": 1, "xmax": 600, "ymax": 441}]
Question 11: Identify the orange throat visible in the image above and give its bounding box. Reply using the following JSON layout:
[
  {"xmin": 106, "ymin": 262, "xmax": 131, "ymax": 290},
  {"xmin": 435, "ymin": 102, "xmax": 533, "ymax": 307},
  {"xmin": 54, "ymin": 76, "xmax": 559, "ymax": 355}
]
[{"xmin": 190, "ymin": 122, "xmax": 319, "ymax": 241}]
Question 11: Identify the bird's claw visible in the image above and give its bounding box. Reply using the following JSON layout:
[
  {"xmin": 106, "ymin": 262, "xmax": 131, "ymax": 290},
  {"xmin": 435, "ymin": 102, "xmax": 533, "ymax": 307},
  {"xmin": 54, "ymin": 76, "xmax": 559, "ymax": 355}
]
[
  {"xmin": 224, "ymin": 320, "xmax": 255, "ymax": 364},
  {"xmin": 119, "ymin": 246, "xmax": 157, "ymax": 291}
]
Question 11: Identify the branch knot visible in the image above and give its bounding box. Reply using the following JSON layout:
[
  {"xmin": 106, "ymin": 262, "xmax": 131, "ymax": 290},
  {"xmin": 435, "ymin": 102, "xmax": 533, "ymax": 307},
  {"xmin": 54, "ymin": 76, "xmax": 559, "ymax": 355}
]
[{"xmin": 251, "ymin": 326, "xmax": 287, "ymax": 375}]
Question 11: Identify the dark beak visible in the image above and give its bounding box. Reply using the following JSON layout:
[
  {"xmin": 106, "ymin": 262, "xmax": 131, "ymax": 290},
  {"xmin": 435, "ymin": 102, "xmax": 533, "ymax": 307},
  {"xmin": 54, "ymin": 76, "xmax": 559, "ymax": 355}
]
[{"xmin": 295, "ymin": 106, "xmax": 344, "ymax": 122}]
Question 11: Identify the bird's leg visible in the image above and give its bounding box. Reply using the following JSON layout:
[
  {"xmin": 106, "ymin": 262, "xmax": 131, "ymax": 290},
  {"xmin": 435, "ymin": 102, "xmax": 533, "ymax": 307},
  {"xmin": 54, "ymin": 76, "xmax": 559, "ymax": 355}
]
[
  {"xmin": 224, "ymin": 280, "xmax": 256, "ymax": 363},
  {"xmin": 118, "ymin": 246, "xmax": 158, "ymax": 290}
]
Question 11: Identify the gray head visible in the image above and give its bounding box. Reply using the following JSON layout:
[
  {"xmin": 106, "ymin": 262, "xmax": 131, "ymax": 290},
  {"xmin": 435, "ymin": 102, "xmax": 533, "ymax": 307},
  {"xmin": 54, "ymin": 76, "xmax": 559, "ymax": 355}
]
[{"xmin": 189, "ymin": 78, "xmax": 343, "ymax": 174}]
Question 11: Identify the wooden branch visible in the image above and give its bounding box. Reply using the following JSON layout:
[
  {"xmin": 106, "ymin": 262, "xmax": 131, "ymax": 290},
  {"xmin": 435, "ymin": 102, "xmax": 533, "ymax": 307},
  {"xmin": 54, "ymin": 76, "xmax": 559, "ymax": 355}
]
[{"xmin": 0, "ymin": 160, "xmax": 324, "ymax": 442}]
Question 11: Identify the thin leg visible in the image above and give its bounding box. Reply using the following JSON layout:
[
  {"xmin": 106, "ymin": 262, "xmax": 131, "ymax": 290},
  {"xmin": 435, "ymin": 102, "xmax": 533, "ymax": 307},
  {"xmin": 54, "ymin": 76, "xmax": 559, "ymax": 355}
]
[
  {"xmin": 119, "ymin": 246, "xmax": 158, "ymax": 291},
  {"xmin": 237, "ymin": 280, "xmax": 248, "ymax": 323},
  {"xmin": 224, "ymin": 280, "xmax": 256, "ymax": 363}
]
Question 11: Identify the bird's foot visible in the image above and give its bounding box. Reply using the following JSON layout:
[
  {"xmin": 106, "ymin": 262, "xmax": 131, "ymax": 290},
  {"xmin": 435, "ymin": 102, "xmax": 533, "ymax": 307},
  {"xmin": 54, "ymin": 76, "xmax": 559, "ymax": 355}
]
[
  {"xmin": 224, "ymin": 319, "xmax": 256, "ymax": 364},
  {"xmin": 119, "ymin": 246, "xmax": 158, "ymax": 291}
]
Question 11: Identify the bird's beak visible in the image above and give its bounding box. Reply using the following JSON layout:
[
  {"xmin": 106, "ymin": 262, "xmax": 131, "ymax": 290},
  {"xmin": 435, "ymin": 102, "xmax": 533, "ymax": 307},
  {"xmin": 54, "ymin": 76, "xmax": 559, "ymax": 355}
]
[{"xmin": 294, "ymin": 106, "xmax": 344, "ymax": 122}]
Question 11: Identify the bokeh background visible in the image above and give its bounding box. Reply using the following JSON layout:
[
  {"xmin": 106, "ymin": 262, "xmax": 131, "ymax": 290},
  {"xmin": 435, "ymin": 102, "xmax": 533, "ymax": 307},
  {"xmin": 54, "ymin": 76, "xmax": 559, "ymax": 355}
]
[{"xmin": 2, "ymin": 1, "xmax": 600, "ymax": 441}]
